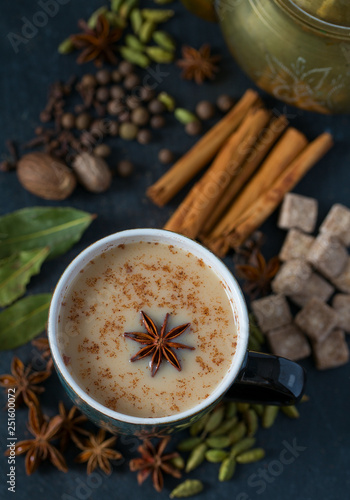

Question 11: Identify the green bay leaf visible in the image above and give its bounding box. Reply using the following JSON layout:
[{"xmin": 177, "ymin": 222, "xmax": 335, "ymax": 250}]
[
  {"xmin": 0, "ymin": 247, "xmax": 50, "ymax": 307},
  {"xmin": 0, "ymin": 207, "xmax": 95, "ymax": 259},
  {"xmin": 0, "ymin": 293, "xmax": 52, "ymax": 350}
]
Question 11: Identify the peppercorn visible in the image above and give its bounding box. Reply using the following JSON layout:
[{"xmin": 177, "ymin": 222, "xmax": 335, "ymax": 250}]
[
  {"xmin": 123, "ymin": 73, "xmax": 141, "ymax": 90},
  {"xmin": 158, "ymin": 148, "xmax": 174, "ymax": 164},
  {"xmin": 119, "ymin": 122, "xmax": 138, "ymax": 140},
  {"xmin": 95, "ymin": 69, "xmax": 111, "ymax": 86},
  {"xmin": 108, "ymin": 121, "xmax": 119, "ymax": 136},
  {"xmin": 137, "ymin": 129, "xmax": 152, "ymax": 145},
  {"xmin": 107, "ymin": 99, "xmax": 125, "ymax": 116},
  {"xmin": 217, "ymin": 94, "xmax": 235, "ymax": 112},
  {"xmin": 140, "ymin": 86, "xmax": 155, "ymax": 102},
  {"xmin": 126, "ymin": 95, "xmax": 141, "ymax": 110},
  {"xmin": 61, "ymin": 112, "xmax": 75, "ymax": 129},
  {"xmin": 150, "ymin": 115, "xmax": 166, "ymax": 129},
  {"xmin": 94, "ymin": 144, "xmax": 111, "ymax": 158},
  {"xmin": 196, "ymin": 100, "xmax": 216, "ymax": 120},
  {"xmin": 75, "ymin": 112, "xmax": 92, "ymax": 130},
  {"xmin": 96, "ymin": 86, "xmax": 110, "ymax": 102},
  {"xmin": 148, "ymin": 99, "xmax": 165, "ymax": 114},
  {"xmin": 110, "ymin": 85, "xmax": 125, "ymax": 100},
  {"xmin": 116, "ymin": 160, "xmax": 134, "ymax": 178},
  {"xmin": 185, "ymin": 121, "xmax": 203, "ymax": 135},
  {"xmin": 80, "ymin": 74, "xmax": 97, "ymax": 88},
  {"xmin": 119, "ymin": 60, "xmax": 135, "ymax": 76},
  {"xmin": 131, "ymin": 107, "xmax": 150, "ymax": 126},
  {"xmin": 111, "ymin": 69, "xmax": 122, "ymax": 82}
]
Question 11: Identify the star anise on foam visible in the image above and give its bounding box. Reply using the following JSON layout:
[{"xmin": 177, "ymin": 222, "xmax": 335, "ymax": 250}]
[
  {"xmin": 0, "ymin": 357, "xmax": 51, "ymax": 408},
  {"xmin": 177, "ymin": 44, "xmax": 221, "ymax": 84},
  {"xmin": 129, "ymin": 437, "xmax": 181, "ymax": 492},
  {"xmin": 4, "ymin": 403, "xmax": 67, "ymax": 475},
  {"xmin": 236, "ymin": 251, "xmax": 280, "ymax": 299},
  {"xmin": 124, "ymin": 311, "xmax": 194, "ymax": 377},
  {"xmin": 75, "ymin": 428, "xmax": 122, "ymax": 475},
  {"xmin": 70, "ymin": 15, "xmax": 122, "ymax": 67},
  {"xmin": 57, "ymin": 402, "xmax": 89, "ymax": 451}
]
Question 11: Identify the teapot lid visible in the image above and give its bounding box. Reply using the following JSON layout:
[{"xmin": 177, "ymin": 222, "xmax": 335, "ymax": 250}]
[{"xmin": 280, "ymin": 0, "xmax": 350, "ymax": 30}]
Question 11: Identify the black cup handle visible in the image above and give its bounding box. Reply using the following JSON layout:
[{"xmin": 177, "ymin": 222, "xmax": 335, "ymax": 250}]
[{"xmin": 225, "ymin": 351, "xmax": 306, "ymax": 406}]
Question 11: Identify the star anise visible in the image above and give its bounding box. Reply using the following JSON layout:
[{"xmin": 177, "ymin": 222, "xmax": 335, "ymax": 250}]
[
  {"xmin": 57, "ymin": 402, "xmax": 89, "ymax": 451},
  {"xmin": 0, "ymin": 357, "xmax": 51, "ymax": 408},
  {"xmin": 31, "ymin": 334, "xmax": 53, "ymax": 372},
  {"xmin": 236, "ymin": 251, "xmax": 280, "ymax": 298},
  {"xmin": 124, "ymin": 311, "xmax": 194, "ymax": 377},
  {"xmin": 75, "ymin": 429, "xmax": 122, "ymax": 475},
  {"xmin": 5, "ymin": 403, "xmax": 67, "ymax": 475},
  {"xmin": 129, "ymin": 437, "xmax": 181, "ymax": 492},
  {"xmin": 70, "ymin": 15, "xmax": 122, "ymax": 67},
  {"xmin": 177, "ymin": 44, "xmax": 221, "ymax": 84}
]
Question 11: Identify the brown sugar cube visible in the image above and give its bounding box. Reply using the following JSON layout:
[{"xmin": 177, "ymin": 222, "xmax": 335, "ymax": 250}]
[
  {"xmin": 307, "ymin": 234, "xmax": 348, "ymax": 280},
  {"xmin": 251, "ymin": 294, "xmax": 292, "ymax": 333},
  {"xmin": 332, "ymin": 294, "xmax": 350, "ymax": 333},
  {"xmin": 279, "ymin": 229, "xmax": 314, "ymax": 261},
  {"xmin": 320, "ymin": 203, "xmax": 350, "ymax": 247},
  {"xmin": 295, "ymin": 297, "xmax": 338, "ymax": 343},
  {"xmin": 266, "ymin": 324, "xmax": 311, "ymax": 361},
  {"xmin": 289, "ymin": 272, "xmax": 335, "ymax": 308},
  {"xmin": 278, "ymin": 193, "xmax": 318, "ymax": 233},
  {"xmin": 271, "ymin": 259, "xmax": 312, "ymax": 296},
  {"xmin": 313, "ymin": 328, "xmax": 349, "ymax": 370},
  {"xmin": 331, "ymin": 257, "xmax": 350, "ymax": 293}
]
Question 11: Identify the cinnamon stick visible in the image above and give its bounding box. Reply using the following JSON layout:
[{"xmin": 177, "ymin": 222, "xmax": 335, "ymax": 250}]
[
  {"xmin": 147, "ymin": 89, "xmax": 260, "ymax": 206},
  {"xmin": 200, "ymin": 114, "xmax": 288, "ymax": 236}
]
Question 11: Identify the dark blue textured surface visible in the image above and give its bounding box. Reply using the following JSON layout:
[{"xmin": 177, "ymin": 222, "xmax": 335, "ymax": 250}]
[{"xmin": 0, "ymin": 1, "xmax": 350, "ymax": 499}]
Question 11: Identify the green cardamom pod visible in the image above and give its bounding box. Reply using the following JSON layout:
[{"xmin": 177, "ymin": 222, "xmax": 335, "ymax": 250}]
[
  {"xmin": 111, "ymin": 0, "xmax": 124, "ymax": 13},
  {"xmin": 205, "ymin": 449, "xmax": 228, "ymax": 463},
  {"xmin": 105, "ymin": 11, "xmax": 127, "ymax": 28},
  {"xmin": 281, "ymin": 405, "xmax": 300, "ymax": 419},
  {"xmin": 119, "ymin": 0, "xmax": 138, "ymax": 19},
  {"xmin": 236, "ymin": 448, "xmax": 265, "ymax": 464},
  {"xmin": 249, "ymin": 313, "xmax": 265, "ymax": 344},
  {"xmin": 170, "ymin": 479, "xmax": 204, "ymax": 498},
  {"xmin": 154, "ymin": 0, "xmax": 174, "ymax": 4},
  {"xmin": 87, "ymin": 6, "xmax": 109, "ymax": 28},
  {"xmin": 206, "ymin": 435, "xmax": 231, "ymax": 449},
  {"xmin": 237, "ymin": 402, "xmax": 250, "ymax": 414},
  {"xmin": 262, "ymin": 405, "xmax": 279, "ymax": 429},
  {"xmin": 174, "ymin": 108, "xmax": 199, "ymax": 125},
  {"xmin": 204, "ymin": 405, "xmax": 225, "ymax": 434},
  {"xmin": 218, "ymin": 456, "xmax": 236, "ymax": 481},
  {"xmin": 130, "ymin": 8, "xmax": 143, "ymax": 34},
  {"xmin": 228, "ymin": 421, "xmax": 246, "ymax": 445},
  {"xmin": 119, "ymin": 47, "xmax": 150, "ymax": 68},
  {"xmin": 139, "ymin": 20, "xmax": 156, "ymax": 43},
  {"xmin": 170, "ymin": 455, "xmax": 185, "ymax": 470},
  {"xmin": 244, "ymin": 409, "xmax": 258, "ymax": 437},
  {"xmin": 177, "ymin": 436, "xmax": 203, "ymax": 452},
  {"xmin": 152, "ymin": 30, "xmax": 176, "ymax": 51},
  {"xmin": 210, "ymin": 416, "xmax": 238, "ymax": 437},
  {"xmin": 251, "ymin": 404, "xmax": 264, "ymax": 417},
  {"xmin": 230, "ymin": 437, "xmax": 256, "ymax": 458},
  {"xmin": 141, "ymin": 8, "xmax": 174, "ymax": 23},
  {"xmin": 158, "ymin": 92, "xmax": 176, "ymax": 111},
  {"xmin": 125, "ymin": 34, "xmax": 145, "ymax": 51},
  {"xmin": 189, "ymin": 413, "xmax": 209, "ymax": 436},
  {"xmin": 225, "ymin": 401, "xmax": 237, "ymax": 419},
  {"xmin": 185, "ymin": 443, "xmax": 207, "ymax": 473},
  {"xmin": 248, "ymin": 334, "xmax": 261, "ymax": 351},
  {"xmin": 146, "ymin": 46, "xmax": 174, "ymax": 63},
  {"xmin": 58, "ymin": 38, "xmax": 74, "ymax": 55}
]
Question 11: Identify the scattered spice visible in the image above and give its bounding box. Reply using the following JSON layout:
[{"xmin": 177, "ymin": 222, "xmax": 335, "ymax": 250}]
[
  {"xmin": 177, "ymin": 44, "xmax": 221, "ymax": 84},
  {"xmin": 196, "ymin": 100, "xmax": 216, "ymax": 120},
  {"xmin": 75, "ymin": 428, "xmax": 122, "ymax": 475},
  {"xmin": 236, "ymin": 251, "xmax": 280, "ymax": 298},
  {"xmin": 116, "ymin": 159, "xmax": 134, "ymax": 177},
  {"xmin": 216, "ymin": 94, "xmax": 235, "ymax": 113},
  {"xmin": 57, "ymin": 402, "xmax": 89, "ymax": 451},
  {"xmin": 31, "ymin": 335, "xmax": 53, "ymax": 371},
  {"xmin": 158, "ymin": 148, "xmax": 175, "ymax": 164}
]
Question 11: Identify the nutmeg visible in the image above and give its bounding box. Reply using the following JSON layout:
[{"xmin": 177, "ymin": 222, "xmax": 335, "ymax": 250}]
[
  {"xmin": 17, "ymin": 152, "xmax": 76, "ymax": 200},
  {"xmin": 72, "ymin": 152, "xmax": 112, "ymax": 193}
]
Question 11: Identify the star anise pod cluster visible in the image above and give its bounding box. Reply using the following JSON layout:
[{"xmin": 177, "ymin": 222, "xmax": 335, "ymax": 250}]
[
  {"xmin": 124, "ymin": 311, "xmax": 194, "ymax": 377},
  {"xmin": 236, "ymin": 250, "xmax": 280, "ymax": 298},
  {"xmin": 0, "ymin": 357, "xmax": 50, "ymax": 408},
  {"xmin": 75, "ymin": 428, "xmax": 122, "ymax": 475},
  {"xmin": 129, "ymin": 437, "xmax": 181, "ymax": 492},
  {"xmin": 58, "ymin": 402, "xmax": 89, "ymax": 451},
  {"xmin": 177, "ymin": 44, "xmax": 221, "ymax": 84},
  {"xmin": 70, "ymin": 15, "xmax": 122, "ymax": 66}
]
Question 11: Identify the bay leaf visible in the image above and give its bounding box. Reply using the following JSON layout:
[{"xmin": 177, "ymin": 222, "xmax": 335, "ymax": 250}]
[
  {"xmin": 0, "ymin": 207, "xmax": 95, "ymax": 259},
  {"xmin": 0, "ymin": 293, "xmax": 52, "ymax": 350},
  {"xmin": 0, "ymin": 247, "xmax": 50, "ymax": 307}
]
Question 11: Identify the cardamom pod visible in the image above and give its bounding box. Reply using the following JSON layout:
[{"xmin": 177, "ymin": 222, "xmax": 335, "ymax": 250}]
[
  {"xmin": 204, "ymin": 405, "xmax": 225, "ymax": 434},
  {"xmin": 141, "ymin": 8, "xmax": 174, "ymax": 23},
  {"xmin": 185, "ymin": 443, "xmax": 207, "ymax": 473},
  {"xmin": 228, "ymin": 421, "xmax": 246, "ymax": 445},
  {"xmin": 177, "ymin": 436, "xmax": 203, "ymax": 452},
  {"xmin": 230, "ymin": 437, "xmax": 256, "ymax": 458},
  {"xmin": 130, "ymin": 8, "xmax": 143, "ymax": 34},
  {"xmin": 125, "ymin": 34, "xmax": 145, "ymax": 51},
  {"xmin": 111, "ymin": 0, "xmax": 123, "ymax": 13},
  {"xmin": 158, "ymin": 91, "xmax": 176, "ymax": 111},
  {"xmin": 139, "ymin": 20, "xmax": 156, "ymax": 43},
  {"xmin": 249, "ymin": 313, "xmax": 265, "ymax": 344},
  {"xmin": 146, "ymin": 46, "xmax": 174, "ymax": 63},
  {"xmin": 119, "ymin": 47, "xmax": 150, "ymax": 68},
  {"xmin": 120, "ymin": 0, "xmax": 138, "ymax": 19},
  {"xmin": 281, "ymin": 405, "xmax": 300, "ymax": 419},
  {"xmin": 244, "ymin": 409, "xmax": 258, "ymax": 437},
  {"xmin": 105, "ymin": 11, "xmax": 127, "ymax": 28},
  {"xmin": 170, "ymin": 479, "xmax": 204, "ymax": 498},
  {"xmin": 251, "ymin": 404, "xmax": 264, "ymax": 417},
  {"xmin": 225, "ymin": 401, "xmax": 237, "ymax": 419},
  {"xmin": 87, "ymin": 6, "xmax": 109, "ymax": 28},
  {"xmin": 170, "ymin": 456, "xmax": 185, "ymax": 470},
  {"xmin": 210, "ymin": 416, "xmax": 238, "ymax": 437},
  {"xmin": 248, "ymin": 334, "xmax": 261, "ymax": 351},
  {"xmin": 58, "ymin": 38, "xmax": 74, "ymax": 55},
  {"xmin": 152, "ymin": 30, "xmax": 176, "ymax": 51},
  {"xmin": 206, "ymin": 435, "xmax": 231, "ymax": 449},
  {"xmin": 237, "ymin": 402, "xmax": 250, "ymax": 413},
  {"xmin": 218, "ymin": 456, "xmax": 236, "ymax": 481},
  {"xmin": 262, "ymin": 405, "xmax": 279, "ymax": 429},
  {"xmin": 174, "ymin": 108, "xmax": 199, "ymax": 125},
  {"xmin": 205, "ymin": 449, "xmax": 228, "ymax": 463},
  {"xmin": 189, "ymin": 413, "xmax": 209, "ymax": 436},
  {"xmin": 236, "ymin": 448, "xmax": 265, "ymax": 464}
]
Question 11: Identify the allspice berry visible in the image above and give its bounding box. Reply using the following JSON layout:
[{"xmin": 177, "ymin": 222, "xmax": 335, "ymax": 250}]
[
  {"xmin": 90, "ymin": 119, "xmax": 106, "ymax": 135},
  {"xmin": 110, "ymin": 85, "xmax": 125, "ymax": 100},
  {"xmin": 217, "ymin": 94, "xmax": 235, "ymax": 112},
  {"xmin": 196, "ymin": 100, "xmax": 215, "ymax": 120},
  {"xmin": 140, "ymin": 86, "xmax": 155, "ymax": 102},
  {"xmin": 61, "ymin": 112, "xmax": 75, "ymax": 129},
  {"xmin": 72, "ymin": 152, "xmax": 112, "ymax": 193},
  {"xmin": 80, "ymin": 74, "xmax": 97, "ymax": 88},
  {"xmin": 75, "ymin": 112, "xmax": 92, "ymax": 130},
  {"xmin": 94, "ymin": 144, "xmax": 111, "ymax": 158},
  {"xmin": 150, "ymin": 115, "xmax": 166, "ymax": 129},
  {"xmin": 116, "ymin": 160, "xmax": 134, "ymax": 178},
  {"xmin": 96, "ymin": 86, "xmax": 110, "ymax": 102},
  {"xmin": 131, "ymin": 107, "xmax": 150, "ymax": 126},
  {"xmin": 107, "ymin": 99, "xmax": 125, "ymax": 116},
  {"xmin": 148, "ymin": 99, "xmax": 165, "ymax": 114},
  {"xmin": 96, "ymin": 69, "xmax": 111, "ymax": 86},
  {"xmin": 108, "ymin": 121, "xmax": 119, "ymax": 136},
  {"xmin": 124, "ymin": 73, "xmax": 141, "ymax": 90},
  {"xmin": 137, "ymin": 129, "xmax": 152, "ymax": 145},
  {"xmin": 185, "ymin": 121, "xmax": 203, "ymax": 136},
  {"xmin": 158, "ymin": 148, "xmax": 174, "ymax": 164},
  {"xmin": 119, "ymin": 60, "xmax": 134, "ymax": 76},
  {"xmin": 119, "ymin": 122, "xmax": 138, "ymax": 140},
  {"xmin": 126, "ymin": 95, "xmax": 140, "ymax": 110},
  {"xmin": 111, "ymin": 69, "xmax": 122, "ymax": 82}
]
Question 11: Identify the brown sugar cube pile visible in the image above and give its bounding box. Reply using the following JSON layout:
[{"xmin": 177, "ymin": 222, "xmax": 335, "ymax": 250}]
[
  {"xmin": 251, "ymin": 294, "xmax": 292, "ymax": 333},
  {"xmin": 271, "ymin": 259, "xmax": 312, "ymax": 296},
  {"xmin": 332, "ymin": 294, "xmax": 350, "ymax": 333},
  {"xmin": 279, "ymin": 229, "xmax": 314, "ymax": 262},
  {"xmin": 289, "ymin": 272, "xmax": 334, "ymax": 308},
  {"xmin": 295, "ymin": 297, "xmax": 338, "ymax": 343},
  {"xmin": 331, "ymin": 257, "xmax": 350, "ymax": 293},
  {"xmin": 313, "ymin": 329, "xmax": 349, "ymax": 370},
  {"xmin": 320, "ymin": 203, "xmax": 350, "ymax": 247},
  {"xmin": 266, "ymin": 324, "xmax": 311, "ymax": 361},
  {"xmin": 307, "ymin": 234, "xmax": 348, "ymax": 280},
  {"xmin": 278, "ymin": 193, "xmax": 318, "ymax": 233}
]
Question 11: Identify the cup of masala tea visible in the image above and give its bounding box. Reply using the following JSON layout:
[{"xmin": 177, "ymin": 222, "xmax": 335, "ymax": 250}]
[{"xmin": 48, "ymin": 229, "xmax": 305, "ymax": 435}]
